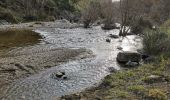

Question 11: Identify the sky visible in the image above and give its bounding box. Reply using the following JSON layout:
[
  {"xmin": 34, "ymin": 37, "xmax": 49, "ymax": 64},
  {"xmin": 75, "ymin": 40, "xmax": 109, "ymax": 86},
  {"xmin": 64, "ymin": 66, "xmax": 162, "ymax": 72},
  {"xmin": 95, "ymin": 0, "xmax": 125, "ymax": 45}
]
[{"xmin": 112, "ymin": 0, "xmax": 120, "ymax": 2}]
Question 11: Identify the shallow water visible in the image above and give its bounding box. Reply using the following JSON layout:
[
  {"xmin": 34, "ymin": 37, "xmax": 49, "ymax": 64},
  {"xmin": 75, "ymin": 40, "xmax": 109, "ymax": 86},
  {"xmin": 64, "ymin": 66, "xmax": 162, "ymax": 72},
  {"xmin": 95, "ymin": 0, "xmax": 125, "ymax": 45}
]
[
  {"xmin": 2, "ymin": 26, "xmax": 142, "ymax": 100},
  {"xmin": 0, "ymin": 29, "xmax": 42, "ymax": 54}
]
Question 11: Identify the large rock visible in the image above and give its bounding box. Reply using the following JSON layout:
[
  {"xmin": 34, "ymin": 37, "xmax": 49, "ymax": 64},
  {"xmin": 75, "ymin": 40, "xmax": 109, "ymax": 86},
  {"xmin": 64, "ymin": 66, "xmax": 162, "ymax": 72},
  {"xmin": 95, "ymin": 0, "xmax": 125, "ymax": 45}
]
[{"xmin": 117, "ymin": 52, "xmax": 142, "ymax": 63}]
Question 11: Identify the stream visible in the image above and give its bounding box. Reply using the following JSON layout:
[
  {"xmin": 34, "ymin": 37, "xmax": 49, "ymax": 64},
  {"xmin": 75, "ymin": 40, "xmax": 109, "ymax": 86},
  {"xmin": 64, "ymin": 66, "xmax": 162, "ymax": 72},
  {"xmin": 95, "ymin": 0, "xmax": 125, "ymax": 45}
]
[{"xmin": 2, "ymin": 26, "xmax": 142, "ymax": 100}]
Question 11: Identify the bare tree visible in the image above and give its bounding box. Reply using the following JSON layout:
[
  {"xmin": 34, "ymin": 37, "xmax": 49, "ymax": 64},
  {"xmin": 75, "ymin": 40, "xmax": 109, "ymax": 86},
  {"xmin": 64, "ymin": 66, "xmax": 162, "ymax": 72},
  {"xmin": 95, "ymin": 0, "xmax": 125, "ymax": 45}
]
[
  {"xmin": 100, "ymin": 0, "xmax": 118, "ymax": 29},
  {"xmin": 81, "ymin": 0, "xmax": 101, "ymax": 28},
  {"xmin": 119, "ymin": 0, "xmax": 147, "ymax": 36}
]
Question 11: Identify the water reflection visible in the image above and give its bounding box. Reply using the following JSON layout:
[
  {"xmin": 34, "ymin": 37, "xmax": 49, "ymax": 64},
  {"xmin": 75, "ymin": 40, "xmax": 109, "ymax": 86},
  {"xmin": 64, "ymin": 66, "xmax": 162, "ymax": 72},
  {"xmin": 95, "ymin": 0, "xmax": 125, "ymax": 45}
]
[
  {"xmin": 3, "ymin": 26, "xmax": 142, "ymax": 100},
  {"xmin": 0, "ymin": 29, "xmax": 42, "ymax": 52}
]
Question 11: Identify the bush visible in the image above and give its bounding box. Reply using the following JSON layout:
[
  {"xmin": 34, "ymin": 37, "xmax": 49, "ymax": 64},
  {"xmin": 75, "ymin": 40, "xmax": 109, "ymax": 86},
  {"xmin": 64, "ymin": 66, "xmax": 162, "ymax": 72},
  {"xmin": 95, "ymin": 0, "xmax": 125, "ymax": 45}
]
[
  {"xmin": 127, "ymin": 85, "xmax": 147, "ymax": 95},
  {"xmin": 0, "ymin": 10, "xmax": 18, "ymax": 23},
  {"xmin": 46, "ymin": 16, "xmax": 55, "ymax": 21},
  {"xmin": 131, "ymin": 18, "xmax": 153, "ymax": 34},
  {"xmin": 23, "ymin": 15, "xmax": 38, "ymax": 21},
  {"xmin": 81, "ymin": 0, "xmax": 100, "ymax": 28},
  {"xmin": 100, "ymin": 0, "xmax": 117, "ymax": 30},
  {"xmin": 143, "ymin": 30, "xmax": 170, "ymax": 55}
]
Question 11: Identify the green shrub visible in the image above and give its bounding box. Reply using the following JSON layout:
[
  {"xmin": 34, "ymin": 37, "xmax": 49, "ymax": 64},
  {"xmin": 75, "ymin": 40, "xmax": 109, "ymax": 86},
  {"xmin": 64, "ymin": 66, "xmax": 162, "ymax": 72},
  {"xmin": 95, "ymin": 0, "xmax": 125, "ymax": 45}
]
[
  {"xmin": 128, "ymin": 85, "xmax": 147, "ymax": 94},
  {"xmin": 131, "ymin": 18, "xmax": 153, "ymax": 34},
  {"xmin": 143, "ymin": 30, "xmax": 170, "ymax": 55}
]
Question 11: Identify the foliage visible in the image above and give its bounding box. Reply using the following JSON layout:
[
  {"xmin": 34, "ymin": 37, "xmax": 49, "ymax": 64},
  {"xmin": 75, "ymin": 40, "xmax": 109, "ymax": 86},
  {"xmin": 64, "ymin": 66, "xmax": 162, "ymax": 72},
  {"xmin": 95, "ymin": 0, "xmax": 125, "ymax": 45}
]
[
  {"xmin": 81, "ymin": 0, "xmax": 101, "ymax": 28},
  {"xmin": 131, "ymin": 18, "xmax": 153, "ymax": 34},
  {"xmin": 143, "ymin": 30, "xmax": 170, "ymax": 55},
  {"xmin": 0, "ymin": 0, "xmax": 84, "ymax": 23},
  {"xmin": 74, "ymin": 58, "xmax": 170, "ymax": 100}
]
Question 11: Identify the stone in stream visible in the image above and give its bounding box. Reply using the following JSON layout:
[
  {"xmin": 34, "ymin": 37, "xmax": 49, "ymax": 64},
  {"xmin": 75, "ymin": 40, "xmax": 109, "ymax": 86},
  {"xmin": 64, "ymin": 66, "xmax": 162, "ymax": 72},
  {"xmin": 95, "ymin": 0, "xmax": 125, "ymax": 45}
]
[
  {"xmin": 117, "ymin": 51, "xmax": 142, "ymax": 63},
  {"xmin": 55, "ymin": 72, "xmax": 65, "ymax": 78},
  {"xmin": 108, "ymin": 67, "xmax": 116, "ymax": 73},
  {"xmin": 63, "ymin": 76, "xmax": 68, "ymax": 80},
  {"xmin": 61, "ymin": 71, "xmax": 65, "ymax": 75},
  {"xmin": 109, "ymin": 34, "xmax": 119, "ymax": 39},
  {"xmin": 117, "ymin": 46, "xmax": 123, "ymax": 50},
  {"xmin": 53, "ymin": 71, "xmax": 68, "ymax": 80},
  {"xmin": 106, "ymin": 39, "xmax": 111, "ymax": 43}
]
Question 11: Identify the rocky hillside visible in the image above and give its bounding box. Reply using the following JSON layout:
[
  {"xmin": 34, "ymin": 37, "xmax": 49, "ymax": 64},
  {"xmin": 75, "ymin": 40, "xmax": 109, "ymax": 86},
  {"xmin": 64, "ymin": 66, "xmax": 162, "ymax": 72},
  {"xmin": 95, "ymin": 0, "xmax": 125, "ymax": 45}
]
[{"xmin": 0, "ymin": 0, "xmax": 87, "ymax": 23}]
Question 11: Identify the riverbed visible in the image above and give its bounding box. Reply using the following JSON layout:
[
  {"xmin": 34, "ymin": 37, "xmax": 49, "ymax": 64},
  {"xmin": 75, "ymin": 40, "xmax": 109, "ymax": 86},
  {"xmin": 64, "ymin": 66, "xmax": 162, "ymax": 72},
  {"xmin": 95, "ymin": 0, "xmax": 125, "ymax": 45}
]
[{"xmin": 0, "ymin": 21, "xmax": 142, "ymax": 100}]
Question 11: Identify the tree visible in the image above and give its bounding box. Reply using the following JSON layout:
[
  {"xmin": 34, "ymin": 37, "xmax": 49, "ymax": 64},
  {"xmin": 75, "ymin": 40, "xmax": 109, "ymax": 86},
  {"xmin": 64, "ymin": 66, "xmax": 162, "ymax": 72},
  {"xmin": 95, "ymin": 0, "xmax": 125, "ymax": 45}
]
[
  {"xmin": 119, "ymin": 0, "xmax": 149, "ymax": 36},
  {"xmin": 81, "ymin": 0, "xmax": 101, "ymax": 28}
]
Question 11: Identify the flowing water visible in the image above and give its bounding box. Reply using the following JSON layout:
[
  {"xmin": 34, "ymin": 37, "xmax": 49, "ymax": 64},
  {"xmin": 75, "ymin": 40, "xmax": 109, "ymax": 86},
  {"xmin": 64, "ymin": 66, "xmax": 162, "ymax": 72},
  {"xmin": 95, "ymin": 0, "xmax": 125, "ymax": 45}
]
[{"xmin": 2, "ymin": 26, "xmax": 142, "ymax": 100}]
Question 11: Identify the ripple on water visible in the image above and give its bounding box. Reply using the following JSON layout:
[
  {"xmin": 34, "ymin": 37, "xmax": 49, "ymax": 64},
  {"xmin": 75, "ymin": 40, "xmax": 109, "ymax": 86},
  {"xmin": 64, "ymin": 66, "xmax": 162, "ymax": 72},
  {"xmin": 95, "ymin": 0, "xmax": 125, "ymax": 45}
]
[{"xmin": 3, "ymin": 26, "xmax": 142, "ymax": 100}]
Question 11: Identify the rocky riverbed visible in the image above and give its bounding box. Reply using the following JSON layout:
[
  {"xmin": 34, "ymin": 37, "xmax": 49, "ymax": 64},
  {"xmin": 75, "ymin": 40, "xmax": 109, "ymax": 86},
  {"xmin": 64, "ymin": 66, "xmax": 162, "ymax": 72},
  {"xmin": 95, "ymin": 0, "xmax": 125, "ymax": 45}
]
[{"xmin": 0, "ymin": 20, "xmax": 142, "ymax": 100}]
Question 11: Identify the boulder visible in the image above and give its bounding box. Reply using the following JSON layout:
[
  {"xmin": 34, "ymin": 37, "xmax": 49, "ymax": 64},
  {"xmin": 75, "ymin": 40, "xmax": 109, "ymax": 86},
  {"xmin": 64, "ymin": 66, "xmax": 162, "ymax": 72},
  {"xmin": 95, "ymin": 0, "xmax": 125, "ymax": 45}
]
[
  {"xmin": 117, "ymin": 52, "xmax": 142, "ymax": 63},
  {"xmin": 106, "ymin": 39, "xmax": 111, "ymax": 43},
  {"xmin": 109, "ymin": 34, "xmax": 119, "ymax": 39}
]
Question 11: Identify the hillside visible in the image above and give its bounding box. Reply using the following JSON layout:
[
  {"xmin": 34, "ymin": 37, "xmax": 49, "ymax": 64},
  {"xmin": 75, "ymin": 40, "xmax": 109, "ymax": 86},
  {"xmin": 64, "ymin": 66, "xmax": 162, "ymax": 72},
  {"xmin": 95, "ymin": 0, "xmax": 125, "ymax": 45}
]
[{"xmin": 0, "ymin": 0, "xmax": 84, "ymax": 23}]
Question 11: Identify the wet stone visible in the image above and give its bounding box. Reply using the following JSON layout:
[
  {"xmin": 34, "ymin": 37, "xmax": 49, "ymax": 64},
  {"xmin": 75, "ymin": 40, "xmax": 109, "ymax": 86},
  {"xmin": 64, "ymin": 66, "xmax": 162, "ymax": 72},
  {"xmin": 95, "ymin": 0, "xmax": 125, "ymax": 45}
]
[
  {"xmin": 52, "ymin": 71, "xmax": 66, "ymax": 79},
  {"xmin": 55, "ymin": 72, "xmax": 64, "ymax": 78},
  {"xmin": 106, "ymin": 39, "xmax": 111, "ymax": 43},
  {"xmin": 108, "ymin": 67, "xmax": 116, "ymax": 73},
  {"xmin": 117, "ymin": 46, "xmax": 123, "ymax": 50},
  {"xmin": 63, "ymin": 76, "xmax": 68, "ymax": 80},
  {"xmin": 109, "ymin": 34, "xmax": 119, "ymax": 39}
]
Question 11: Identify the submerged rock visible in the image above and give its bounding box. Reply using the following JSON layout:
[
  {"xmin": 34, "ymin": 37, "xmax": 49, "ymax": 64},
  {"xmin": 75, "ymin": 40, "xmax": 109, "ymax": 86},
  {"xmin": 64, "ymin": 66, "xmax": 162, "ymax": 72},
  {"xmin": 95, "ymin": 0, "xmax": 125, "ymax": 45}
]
[
  {"xmin": 117, "ymin": 51, "xmax": 142, "ymax": 63},
  {"xmin": 106, "ymin": 39, "xmax": 111, "ymax": 43},
  {"xmin": 109, "ymin": 34, "xmax": 119, "ymax": 39},
  {"xmin": 117, "ymin": 46, "xmax": 123, "ymax": 50},
  {"xmin": 63, "ymin": 76, "xmax": 68, "ymax": 80}
]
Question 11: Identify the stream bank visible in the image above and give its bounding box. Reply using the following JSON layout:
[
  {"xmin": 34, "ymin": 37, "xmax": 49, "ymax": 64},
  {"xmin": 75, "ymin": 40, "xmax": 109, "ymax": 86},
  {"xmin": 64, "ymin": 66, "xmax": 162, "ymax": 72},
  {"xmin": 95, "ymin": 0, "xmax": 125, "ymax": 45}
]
[{"xmin": 0, "ymin": 21, "xmax": 142, "ymax": 100}]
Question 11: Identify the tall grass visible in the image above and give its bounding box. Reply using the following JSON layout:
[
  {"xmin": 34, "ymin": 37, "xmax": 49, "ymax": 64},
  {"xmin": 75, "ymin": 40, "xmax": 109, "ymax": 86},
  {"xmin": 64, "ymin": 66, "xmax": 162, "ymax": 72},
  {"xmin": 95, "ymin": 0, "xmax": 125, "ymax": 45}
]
[{"xmin": 143, "ymin": 30, "xmax": 170, "ymax": 56}]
